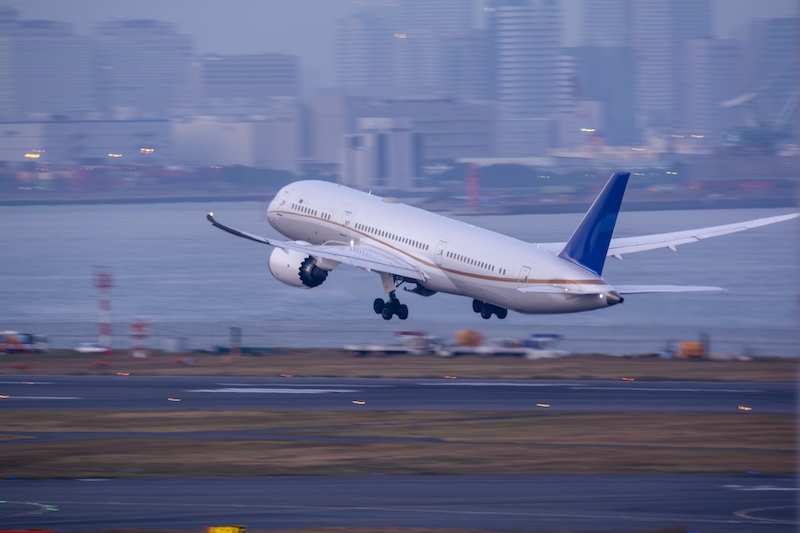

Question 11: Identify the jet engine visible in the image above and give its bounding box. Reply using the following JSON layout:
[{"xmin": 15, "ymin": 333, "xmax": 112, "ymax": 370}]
[{"xmin": 268, "ymin": 247, "xmax": 328, "ymax": 288}]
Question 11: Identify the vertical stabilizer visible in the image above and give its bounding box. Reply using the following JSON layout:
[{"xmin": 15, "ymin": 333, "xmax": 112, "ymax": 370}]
[{"xmin": 558, "ymin": 172, "xmax": 629, "ymax": 276}]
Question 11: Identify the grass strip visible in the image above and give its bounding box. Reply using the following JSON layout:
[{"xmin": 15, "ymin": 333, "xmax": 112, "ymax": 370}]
[{"xmin": 0, "ymin": 410, "xmax": 792, "ymax": 478}]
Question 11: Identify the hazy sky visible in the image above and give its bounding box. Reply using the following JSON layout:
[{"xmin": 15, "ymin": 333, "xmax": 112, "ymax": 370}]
[{"xmin": 13, "ymin": 0, "xmax": 799, "ymax": 92}]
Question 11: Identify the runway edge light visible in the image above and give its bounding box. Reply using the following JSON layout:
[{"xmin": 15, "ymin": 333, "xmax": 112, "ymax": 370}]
[{"xmin": 208, "ymin": 526, "xmax": 246, "ymax": 533}]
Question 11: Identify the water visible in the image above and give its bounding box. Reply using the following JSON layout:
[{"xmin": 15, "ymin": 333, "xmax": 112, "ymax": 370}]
[{"xmin": 1, "ymin": 201, "xmax": 797, "ymax": 355}]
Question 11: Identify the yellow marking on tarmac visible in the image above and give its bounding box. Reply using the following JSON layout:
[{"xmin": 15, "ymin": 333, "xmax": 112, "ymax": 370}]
[
  {"xmin": 168, "ymin": 398, "xmax": 181, "ymax": 402},
  {"xmin": 352, "ymin": 400, "xmax": 366, "ymax": 405},
  {"xmin": 537, "ymin": 403, "xmax": 550, "ymax": 408},
  {"xmin": 738, "ymin": 405, "xmax": 752, "ymax": 411}
]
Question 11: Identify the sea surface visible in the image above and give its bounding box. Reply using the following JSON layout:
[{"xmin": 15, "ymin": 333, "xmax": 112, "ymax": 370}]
[{"xmin": 1, "ymin": 201, "xmax": 797, "ymax": 356}]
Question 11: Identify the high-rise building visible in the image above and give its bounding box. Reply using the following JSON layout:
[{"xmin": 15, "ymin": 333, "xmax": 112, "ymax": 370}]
[
  {"xmin": 583, "ymin": 0, "xmax": 631, "ymax": 48},
  {"xmin": 632, "ymin": 0, "xmax": 711, "ymax": 129},
  {"xmin": 737, "ymin": 17, "xmax": 798, "ymax": 124},
  {"xmin": 0, "ymin": 8, "xmax": 95, "ymax": 120},
  {"xmin": 443, "ymin": 30, "xmax": 493, "ymax": 101},
  {"xmin": 335, "ymin": 10, "xmax": 395, "ymax": 92},
  {"xmin": 492, "ymin": 0, "xmax": 562, "ymax": 118},
  {"xmin": 684, "ymin": 39, "xmax": 741, "ymax": 141},
  {"xmin": 336, "ymin": 1, "xmax": 476, "ymax": 95},
  {"xmin": 92, "ymin": 19, "xmax": 193, "ymax": 117},
  {"xmin": 578, "ymin": 0, "xmax": 637, "ymax": 144},
  {"xmin": 200, "ymin": 53, "xmax": 299, "ymax": 103},
  {"xmin": 396, "ymin": 0, "xmax": 472, "ymax": 34}
]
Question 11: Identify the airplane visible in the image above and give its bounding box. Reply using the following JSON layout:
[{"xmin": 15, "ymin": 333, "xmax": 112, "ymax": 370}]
[{"xmin": 207, "ymin": 172, "xmax": 797, "ymax": 321}]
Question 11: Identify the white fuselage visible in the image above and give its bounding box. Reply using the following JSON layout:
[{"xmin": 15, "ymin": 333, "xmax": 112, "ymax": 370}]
[{"xmin": 266, "ymin": 180, "xmax": 618, "ymax": 314}]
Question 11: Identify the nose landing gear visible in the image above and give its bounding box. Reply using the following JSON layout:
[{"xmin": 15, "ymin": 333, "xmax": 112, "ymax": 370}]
[
  {"xmin": 472, "ymin": 299, "xmax": 508, "ymax": 319},
  {"xmin": 373, "ymin": 291, "xmax": 408, "ymax": 320}
]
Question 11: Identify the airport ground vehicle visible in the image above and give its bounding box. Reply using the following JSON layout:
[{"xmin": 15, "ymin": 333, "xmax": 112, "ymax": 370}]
[{"xmin": 0, "ymin": 331, "xmax": 49, "ymax": 353}]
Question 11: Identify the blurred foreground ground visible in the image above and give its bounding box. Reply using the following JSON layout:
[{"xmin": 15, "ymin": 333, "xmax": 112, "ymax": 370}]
[{"xmin": 1, "ymin": 350, "xmax": 796, "ymax": 381}]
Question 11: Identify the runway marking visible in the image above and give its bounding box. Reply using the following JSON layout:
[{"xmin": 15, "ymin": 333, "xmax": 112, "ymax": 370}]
[
  {"xmin": 2, "ymin": 396, "xmax": 81, "ymax": 400},
  {"xmin": 0, "ymin": 381, "xmax": 54, "ymax": 384},
  {"xmin": 734, "ymin": 505, "xmax": 799, "ymax": 525},
  {"xmin": 24, "ymin": 498, "xmax": 763, "ymax": 526},
  {"xmin": 187, "ymin": 388, "xmax": 358, "ymax": 394},
  {"xmin": 417, "ymin": 382, "xmax": 762, "ymax": 393},
  {"xmin": 417, "ymin": 382, "xmax": 566, "ymax": 387},
  {"xmin": 218, "ymin": 383, "xmax": 388, "ymax": 388},
  {"xmin": 569, "ymin": 386, "xmax": 762, "ymax": 393},
  {"xmin": 724, "ymin": 484, "xmax": 799, "ymax": 491}
]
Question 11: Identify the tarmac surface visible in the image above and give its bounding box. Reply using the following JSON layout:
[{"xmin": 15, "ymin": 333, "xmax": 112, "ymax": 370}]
[
  {"xmin": 1, "ymin": 375, "xmax": 795, "ymax": 532},
  {"xmin": 0, "ymin": 375, "xmax": 794, "ymax": 413},
  {"xmin": 0, "ymin": 475, "xmax": 796, "ymax": 532}
]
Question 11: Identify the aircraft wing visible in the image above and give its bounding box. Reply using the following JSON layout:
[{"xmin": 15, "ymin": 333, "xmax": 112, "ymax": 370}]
[
  {"xmin": 207, "ymin": 213, "xmax": 425, "ymax": 280},
  {"xmin": 540, "ymin": 213, "xmax": 798, "ymax": 259}
]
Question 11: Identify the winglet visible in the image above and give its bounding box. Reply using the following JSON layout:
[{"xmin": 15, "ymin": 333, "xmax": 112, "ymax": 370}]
[{"xmin": 559, "ymin": 172, "xmax": 629, "ymax": 276}]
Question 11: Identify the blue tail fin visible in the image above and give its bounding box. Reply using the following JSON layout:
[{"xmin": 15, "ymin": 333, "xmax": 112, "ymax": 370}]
[{"xmin": 558, "ymin": 172, "xmax": 629, "ymax": 276}]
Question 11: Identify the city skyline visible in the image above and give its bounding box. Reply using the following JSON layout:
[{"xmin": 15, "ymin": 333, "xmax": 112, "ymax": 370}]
[{"xmin": 12, "ymin": 0, "xmax": 798, "ymax": 94}]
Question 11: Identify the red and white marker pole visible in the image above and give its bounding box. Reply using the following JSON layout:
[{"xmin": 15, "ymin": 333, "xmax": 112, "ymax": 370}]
[{"xmin": 94, "ymin": 270, "xmax": 113, "ymax": 353}]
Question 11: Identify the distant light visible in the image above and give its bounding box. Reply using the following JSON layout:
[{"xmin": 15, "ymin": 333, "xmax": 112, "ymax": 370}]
[
  {"xmin": 24, "ymin": 153, "xmax": 40, "ymax": 159},
  {"xmin": 139, "ymin": 147, "xmax": 154, "ymax": 154},
  {"xmin": 580, "ymin": 128, "xmax": 595, "ymax": 133},
  {"xmin": 537, "ymin": 175, "xmax": 550, "ymax": 179},
  {"xmin": 672, "ymin": 134, "xmax": 685, "ymax": 138},
  {"xmin": 631, "ymin": 147, "xmax": 646, "ymax": 151},
  {"xmin": 394, "ymin": 33, "xmax": 407, "ymax": 39},
  {"xmin": 108, "ymin": 153, "xmax": 122, "ymax": 158},
  {"xmin": 691, "ymin": 134, "xmax": 704, "ymax": 139}
]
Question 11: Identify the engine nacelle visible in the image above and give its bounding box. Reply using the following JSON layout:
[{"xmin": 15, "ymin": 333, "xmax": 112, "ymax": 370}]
[{"xmin": 268, "ymin": 247, "xmax": 328, "ymax": 289}]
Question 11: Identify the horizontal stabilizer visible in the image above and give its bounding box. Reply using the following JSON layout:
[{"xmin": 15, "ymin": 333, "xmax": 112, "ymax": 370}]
[{"xmin": 614, "ymin": 285, "xmax": 725, "ymax": 294}]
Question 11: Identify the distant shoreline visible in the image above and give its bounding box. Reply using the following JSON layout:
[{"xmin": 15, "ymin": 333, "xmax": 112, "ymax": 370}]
[{"xmin": 1, "ymin": 194, "xmax": 796, "ymax": 214}]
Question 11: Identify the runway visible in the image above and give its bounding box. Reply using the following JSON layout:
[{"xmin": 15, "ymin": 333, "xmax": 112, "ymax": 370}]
[
  {"xmin": 0, "ymin": 375, "xmax": 794, "ymax": 413},
  {"xmin": 0, "ymin": 475, "xmax": 796, "ymax": 532}
]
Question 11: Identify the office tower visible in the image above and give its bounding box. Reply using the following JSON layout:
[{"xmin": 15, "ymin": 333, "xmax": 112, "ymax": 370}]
[
  {"xmin": 92, "ymin": 19, "xmax": 193, "ymax": 117},
  {"xmin": 200, "ymin": 53, "xmax": 299, "ymax": 104},
  {"xmin": 0, "ymin": 7, "xmax": 94, "ymax": 120},
  {"xmin": 684, "ymin": 39, "xmax": 741, "ymax": 141},
  {"xmin": 632, "ymin": 0, "xmax": 711, "ymax": 129},
  {"xmin": 444, "ymin": 29, "xmax": 493, "ymax": 101},
  {"xmin": 335, "ymin": 10, "xmax": 395, "ymax": 92},
  {"xmin": 583, "ymin": 0, "xmax": 632, "ymax": 48},
  {"xmin": 737, "ymin": 17, "xmax": 798, "ymax": 124},
  {"xmin": 578, "ymin": 0, "xmax": 636, "ymax": 144},
  {"xmin": 396, "ymin": 0, "xmax": 472, "ymax": 33},
  {"xmin": 493, "ymin": 0, "xmax": 562, "ymax": 118}
]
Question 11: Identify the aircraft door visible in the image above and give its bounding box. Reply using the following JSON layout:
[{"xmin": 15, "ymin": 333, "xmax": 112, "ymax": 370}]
[
  {"xmin": 339, "ymin": 211, "xmax": 353, "ymax": 238},
  {"xmin": 518, "ymin": 266, "xmax": 531, "ymax": 288},
  {"xmin": 434, "ymin": 240, "xmax": 447, "ymax": 266}
]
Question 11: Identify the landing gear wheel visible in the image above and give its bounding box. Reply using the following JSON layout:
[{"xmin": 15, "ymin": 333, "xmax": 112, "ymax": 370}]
[
  {"xmin": 381, "ymin": 305, "xmax": 393, "ymax": 320},
  {"xmin": 480, "ymin": 305, "xmax": 493, "ymax": 320},
  {"xmin": 397, "ymin": 304, "xmax": 409, "ymax": 320},
  {"xmin": 472, "ymin": 299, "xmax": 484, "ymax": 313},
  {"xmin": 373, "ymin": 298, "xmax": 385, "ymax": 314},
  {"xmin": 496, "ymin": 307, "xmax": 508, "ymax": 319}
]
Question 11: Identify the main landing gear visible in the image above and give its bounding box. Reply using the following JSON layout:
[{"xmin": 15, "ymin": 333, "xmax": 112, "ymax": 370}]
[
  {"xmin": 374, "ymin": 291, "xmax": 408, "ymax": 321},
  {"xmin": 472, "ymin": 299, "xmax": 507, "ymax": 320}
]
